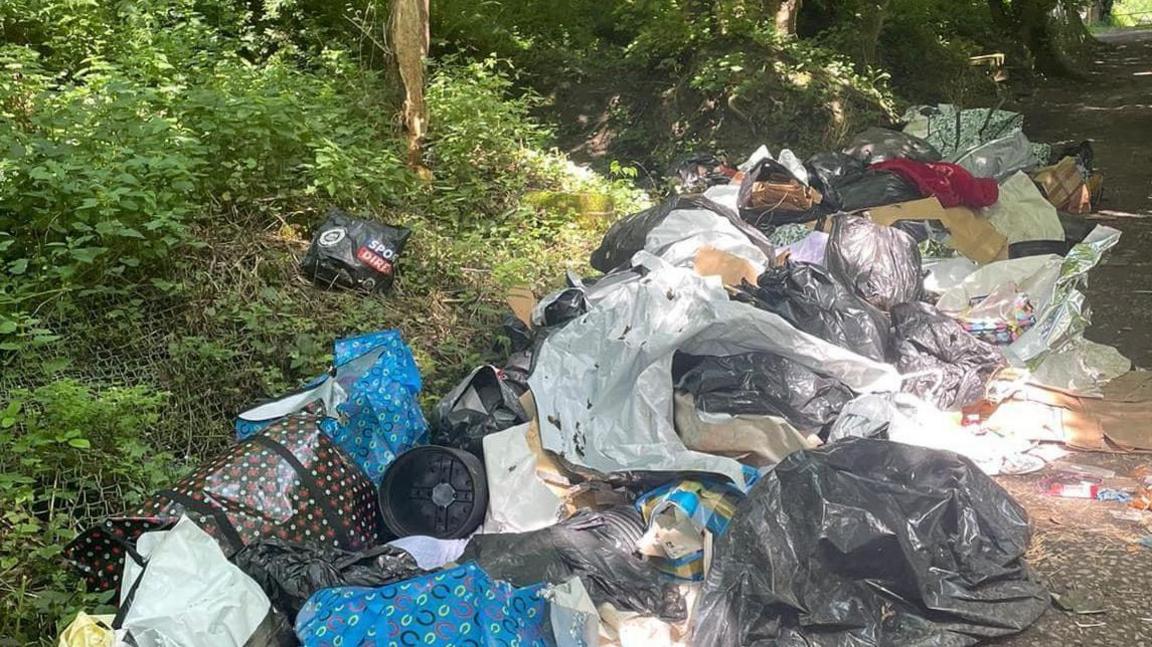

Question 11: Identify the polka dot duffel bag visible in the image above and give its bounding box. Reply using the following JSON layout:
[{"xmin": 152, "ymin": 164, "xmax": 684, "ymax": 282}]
[{"xmin": 65, "ymin": 415, "xmax": 381, "ymax": 592}]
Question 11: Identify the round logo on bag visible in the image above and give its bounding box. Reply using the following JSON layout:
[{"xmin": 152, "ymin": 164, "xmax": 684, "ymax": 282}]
[{"xmin": 318, "ymin": 227, "xmax": 347, "ymax": 247}]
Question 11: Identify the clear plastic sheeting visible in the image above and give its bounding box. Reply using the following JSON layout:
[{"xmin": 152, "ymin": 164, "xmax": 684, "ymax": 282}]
[
  {"xmin": 923, "ymin": 257, "xmax": 979, "ymax": 295},
  {"xmin": 529, "ymin": 253, "xmax": 901, "ymax": 488},
  {"xmin": 692, "ymin": 439, "xmax": 1049, "ymax": 647},
  {"xmin": 936, "ymin": 225, "xmax": 1124, "ymax": 393}
]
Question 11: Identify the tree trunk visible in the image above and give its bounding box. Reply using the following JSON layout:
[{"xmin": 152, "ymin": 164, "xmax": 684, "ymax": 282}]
[
  {"xmin": 858, "ymin": 0, "xmax": 892, "ymax": 68},
  {"xmin": 775, "ymin": 0, "xmax": 802, "ymax": 36},
  {"xmin": 390, "ymin": 0, "xmax": 430, "ymax": 172},
  {"xmin": 1017, "ymin": 0, "xmax": 1080, "ymax": 77}
]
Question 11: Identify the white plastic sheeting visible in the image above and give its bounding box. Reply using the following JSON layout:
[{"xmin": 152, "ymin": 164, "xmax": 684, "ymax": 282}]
[
  {"xmin": 117, "ymin": 517, "xmax": 273, "ymax": 647},
  {"xmin": 529, "ymin": 253, "xmax": 900, "ymax": 488},
  {"xmin": 482, "ymin": 423, "xmax": 564, "ymax": 533},
  {"xmin": 644, "ymin": 204, "xmax": 771, "ymax": 272},
  {"xmin": 984, "ymin": 172, "xmax": 1065, "ymax": 244},
  {"xmin": 827, "ymin": 393, "xmax": 1034, "ymax": 475}
]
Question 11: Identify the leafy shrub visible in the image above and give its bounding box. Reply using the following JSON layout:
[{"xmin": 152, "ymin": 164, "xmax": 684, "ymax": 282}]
[{"xmin": 0, "ymin": 380, "xmax": 187, "ymax": 644}]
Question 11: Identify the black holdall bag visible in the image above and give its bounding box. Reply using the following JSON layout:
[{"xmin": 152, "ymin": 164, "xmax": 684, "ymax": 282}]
[{"xmin": 301, "ymin": 208, "xmax": 411, "ymax": 293}]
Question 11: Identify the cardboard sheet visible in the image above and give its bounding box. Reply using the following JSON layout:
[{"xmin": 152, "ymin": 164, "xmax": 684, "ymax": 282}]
[
  {"xmin": 985, "ymin": 371, "xmax": 1152, "ymax": 452},
  {"xmin": 862, "ymin": 197, "xmax": 1008, "ymax": 263}
]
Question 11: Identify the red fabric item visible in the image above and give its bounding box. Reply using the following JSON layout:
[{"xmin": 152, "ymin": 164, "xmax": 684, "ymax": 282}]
[{"xmin": 872, "ymin": 159, "xmax": 999, "ymax": 209}]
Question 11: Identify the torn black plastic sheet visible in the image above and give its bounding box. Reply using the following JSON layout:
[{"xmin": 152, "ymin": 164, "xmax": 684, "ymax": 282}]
[{"xmin": 673, "ymin": 352, "xmax": 854, "ymax": 433}]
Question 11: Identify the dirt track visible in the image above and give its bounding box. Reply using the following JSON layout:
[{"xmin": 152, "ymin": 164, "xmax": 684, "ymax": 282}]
[{"xmin": 995, "ymin": 29, "xmax": 1152, "ymax": 647}]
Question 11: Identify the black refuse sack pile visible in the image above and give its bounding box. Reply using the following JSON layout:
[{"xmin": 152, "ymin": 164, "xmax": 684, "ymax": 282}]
[
  {"xmin": 60, "ymin": 115, "xmax": 1129, "ymax": 647},
  {"xmin": 693, "ymin": 438, "xmax": 1049, "ymax": 647}
]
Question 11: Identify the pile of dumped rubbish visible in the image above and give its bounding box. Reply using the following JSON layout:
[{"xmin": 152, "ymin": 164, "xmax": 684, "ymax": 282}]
[{"xmin": 59, "ymin": 104, "xmax": 1151, "ymax": 647}]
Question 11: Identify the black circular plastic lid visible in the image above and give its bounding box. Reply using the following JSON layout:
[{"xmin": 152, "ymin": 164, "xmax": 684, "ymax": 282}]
[{"xmin": 379, "ymin": 445, "xmax": 488, "ymax": 539}]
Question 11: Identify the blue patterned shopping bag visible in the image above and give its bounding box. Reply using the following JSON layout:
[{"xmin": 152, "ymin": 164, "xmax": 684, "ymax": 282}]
[
  {"xmin": 295, "ymin": 562, "xmax": 554, "ymax": 647},
  {"xmin": 236, "ymin": 331, "xmax": 428, "ymax": 484}
]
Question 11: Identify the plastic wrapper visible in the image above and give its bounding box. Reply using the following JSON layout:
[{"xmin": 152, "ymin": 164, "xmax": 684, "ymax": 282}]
[
  {"xmin": 233, "ymin": 539, "xmax": 422, "ymax": 622},
  {"xmin": 634, "ymin": 478, "xmax": 745, "ymax": 580},
  {"xmin": 117, "ymin": 517, "xmax": 292, "ymax": 647},
  {"xmin": 460, "ymin": 507, "xmax": 687, "ymax": 621},
  {"xmin": 842, "ymin": 126, "xmax": 942, "ymax": 164},
  {"xmin": 892, "ymin": 301, "xmax": 1005, "ymax": 410},
  {"xmin": 300, "ymin": 209, "xmax": 410, "ymax": 293},
  {"xmin": 529, "ymin": 253, "xmax": 900, "ymax": 488},
  {"xmin": 430, "ymin": 365, "xmax": 528, "ymax": 457},
  {"xmin": 590, "ymin": 195, "xmax": 773, "ymax": 273},
  {"xmin": 834, "ymin": 170, "xmax": 924, "ymax": 212},
  {"xmin": 692, "ymin": 438, "xmax": 1049, "ymax": 647},
  {"xmin": 936, "ymin": 226, "xmax": 1124, "ymax": 394},
  {"xmin": 737, "ymin": 261, "xmax": 892, "ymax": 363},
  {"xmin": 826, "ymin": 214, "xmax": 923, "ymax": 311},
  {"xmin": 673, "ymin": 352, "xmax": 854, "ymax": 432}
]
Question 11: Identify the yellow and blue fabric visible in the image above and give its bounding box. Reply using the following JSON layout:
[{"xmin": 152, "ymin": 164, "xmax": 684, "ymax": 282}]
[
  {"xmin": 294, "ymin": 562, "xmax": 553, "ymax": 647},
  {"xmin": 235, "ymin": 330, "xmax": 427, "ymax": 484},
  {"xmin": 635, "ymin": 476, "xmax": 750, "ymax": 581}
]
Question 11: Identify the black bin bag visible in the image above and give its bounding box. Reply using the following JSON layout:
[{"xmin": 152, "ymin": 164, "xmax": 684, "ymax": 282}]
[
  {"xmin": 835, "ymin": 170, "xmax": 924, "ymax": 212},
  {"xmin": 826, "ymin": 214, "xmax": 923, "ymax": 311},
  {"xmin": 589, "ymin": 195, "xmax": 773, "ymax": 273},
  {"xmin": 891, "ymin": 301, "xmax": 1005, "ymax": 410},
  {"xmin": 300, "ymin": 208, "xmax": 411, "ymax": 293},
  {"xmin": 459, "ymin": 506, "xmax": 686, "ymax": 621},
  {"xmin": 673, "ymin": 352, "xmax": 854, "ymax": 433},
  {"xmin": 692, "ymin": 438, "xmax": 1048, "ymax": 647},
  {"xmin": 737, "ymin": 261, "xmax": 891, "ymax": 363},
  {"xmin": 804, "ymin": 152, "xmax": 866, "ymax": 211},
  {"xmin": 233, "ymin": 538, "xmax": 423, "ymax": 622},
  {"xmin": 430, "ymin": 365, "xmax": 529, "ymax": 457}
]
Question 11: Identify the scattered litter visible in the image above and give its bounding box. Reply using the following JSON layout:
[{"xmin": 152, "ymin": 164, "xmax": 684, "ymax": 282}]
[
  {"xmin": 56, "ymin": 110, "xmax": 1137, "ymax": 647},
  {"xmin": 1052, "ymin": 589, "xmax": 1107, "ymax": 615},
  {"xmin": 693, "ymin": 439, "xmax": 1049, "ymax": 646}
]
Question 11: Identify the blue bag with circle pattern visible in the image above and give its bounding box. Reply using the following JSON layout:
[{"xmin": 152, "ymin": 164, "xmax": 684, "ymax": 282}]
[
  {"xmin": 236, "ymin": 330, "xmax": 427, "ymax": 484},
  {"xmin": 294, "ymin": 562, "xmax": 554, "ymax": 647}
]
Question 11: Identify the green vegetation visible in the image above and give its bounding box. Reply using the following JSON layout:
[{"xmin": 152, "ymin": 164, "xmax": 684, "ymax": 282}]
[
  {"xmin": 1103, "ymin": 0, "xmax": 1152, "ymax": 27},
  {"xmin": 0, "ymin": 0, "xmax": 1098, "ymax": 643}
]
